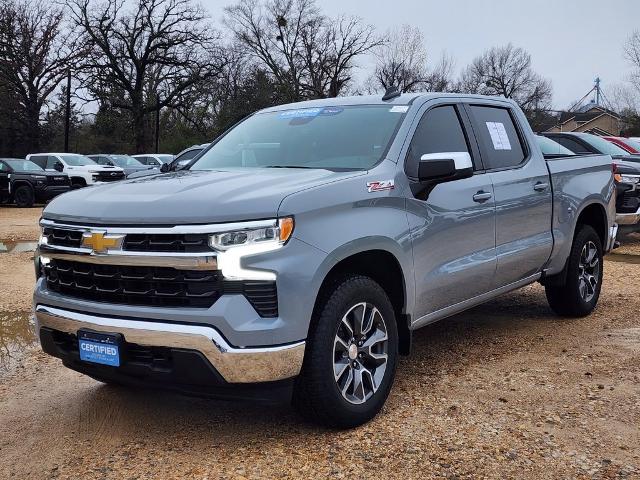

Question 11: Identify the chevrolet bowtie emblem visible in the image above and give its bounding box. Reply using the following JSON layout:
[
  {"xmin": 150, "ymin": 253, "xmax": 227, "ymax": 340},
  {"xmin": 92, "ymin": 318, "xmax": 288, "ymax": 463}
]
[{"xmin": 81, "ymin": 232, "xmax": 124, "ymax": 253}]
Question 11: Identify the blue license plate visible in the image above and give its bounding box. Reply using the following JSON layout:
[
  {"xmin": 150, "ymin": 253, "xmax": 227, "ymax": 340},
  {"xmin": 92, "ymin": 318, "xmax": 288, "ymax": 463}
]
[{"xmin": 78, "ymin": 331, "xmax": 120, "ymax": 367}]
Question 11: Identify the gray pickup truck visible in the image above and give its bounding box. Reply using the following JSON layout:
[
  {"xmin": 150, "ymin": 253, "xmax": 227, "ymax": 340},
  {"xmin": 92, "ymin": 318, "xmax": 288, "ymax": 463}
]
[{"xmin": 34, "ymin": 93, "xmax": 617, "ymax": 428}]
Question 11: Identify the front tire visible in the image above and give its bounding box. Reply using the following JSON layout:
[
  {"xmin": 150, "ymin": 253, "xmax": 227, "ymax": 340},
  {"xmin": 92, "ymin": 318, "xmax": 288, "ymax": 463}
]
[
  {"xmin": 293, "ymin": 275, "xmax": 398, "ymax": 428},
  {"xmin": 545, "ymin": 225, "xmax": 603, "ymax": 317},
  {"xmin": 13, "ymin": 185, "xmax": 34, "ymax": 207}
]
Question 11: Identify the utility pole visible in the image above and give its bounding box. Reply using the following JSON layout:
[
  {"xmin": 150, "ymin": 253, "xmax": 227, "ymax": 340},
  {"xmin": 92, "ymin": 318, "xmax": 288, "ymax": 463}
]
[
  {"xmin": 64, "ymin": 70, "xmax": 71, "ymax": 152},
  {"xmin": 594, "ymin": 77, "xmax": 601, "ymax": 106},
  {"xmin": 154, "ymin": 95, "xmax": 160, "ymax": 154}
]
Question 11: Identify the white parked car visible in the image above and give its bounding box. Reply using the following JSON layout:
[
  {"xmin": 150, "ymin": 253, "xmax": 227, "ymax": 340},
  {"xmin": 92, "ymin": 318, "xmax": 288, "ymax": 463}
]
[{"xmin": 27, "ymin": 153, "xmax": 125, "ymax": 188}]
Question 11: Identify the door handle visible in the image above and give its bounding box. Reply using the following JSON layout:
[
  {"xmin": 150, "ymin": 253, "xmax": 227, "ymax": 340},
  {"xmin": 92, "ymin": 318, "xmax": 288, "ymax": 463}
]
[
  {"xmin": 473, "ymin": 191, "xmax": 493, "ymax": 202},
  {"xmin": 534, "ymin": 182, "xmax": 549, "ymax": 192}
]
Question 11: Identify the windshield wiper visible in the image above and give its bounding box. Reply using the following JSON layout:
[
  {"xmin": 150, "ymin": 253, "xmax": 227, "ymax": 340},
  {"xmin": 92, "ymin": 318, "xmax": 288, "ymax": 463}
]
[{"xmin": 264, "ymin": 165, "xmax": 318, "ymax": 169}]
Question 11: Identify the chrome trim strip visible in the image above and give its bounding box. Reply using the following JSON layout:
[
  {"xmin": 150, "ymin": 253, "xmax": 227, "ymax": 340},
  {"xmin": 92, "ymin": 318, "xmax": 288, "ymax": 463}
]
[
  {"xmin": 39, "ymin": 250, "xmax": 218, "ymax": 271},
  {"xmin": 40, "ymin": 218, "xmax": 278, "ymax": 235},
  {"xmin": 411, "ymin": 273, "xmax": 541, "ymax": 330},
  {"xmin": 35, "ymin": 305, "xmax": 305, "ymax": 383}
]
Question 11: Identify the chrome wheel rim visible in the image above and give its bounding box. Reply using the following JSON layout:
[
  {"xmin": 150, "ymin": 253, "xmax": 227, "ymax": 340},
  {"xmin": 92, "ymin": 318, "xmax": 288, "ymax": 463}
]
[
  {"xmin": 333, "ymin": 302, "xmax": 388, "ymax": 405},
  {"xmin": 578, "ymin": 241, "xmax": 600, "ymax": 303}
]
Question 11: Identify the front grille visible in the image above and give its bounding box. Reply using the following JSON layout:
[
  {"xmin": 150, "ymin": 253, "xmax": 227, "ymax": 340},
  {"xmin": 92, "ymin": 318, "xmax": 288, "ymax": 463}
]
[
  {"xmin": 47, "ymin": 176, "xmax": 69, "ymax": 186},
  {"xmin": 43, "ymin": 258, "xmax": 278, "ymax": 316},
  {"xmin": 96, "ymin": 171, "xmax": 125, "ymax": 182},
  {"xmin": 123, "ymin": 233, "xmax": 211, "ymax": 253},
  {"xmin": 45, "ymin": 259, "xmax": 221, "ymax": 308},
  {"xmin": 43, "ymin": 227, "xmax": 83, "ymax": 248}
]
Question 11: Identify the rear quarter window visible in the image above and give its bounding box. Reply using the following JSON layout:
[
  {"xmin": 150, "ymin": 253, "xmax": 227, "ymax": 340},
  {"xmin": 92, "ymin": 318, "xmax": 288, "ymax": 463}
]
[{"xmin": 469, "ymin": 106, "xmax": 526, "ymax": 170}]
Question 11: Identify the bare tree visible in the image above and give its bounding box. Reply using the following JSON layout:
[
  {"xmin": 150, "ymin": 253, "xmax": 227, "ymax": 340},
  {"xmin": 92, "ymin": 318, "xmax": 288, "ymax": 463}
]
[
  {"xmin": 225, "ymin": 0, "xmax": 379, "ymax": 100},
  {"xmin": 458, "ymin": 43, "xmax": 552, "ymax": 115},
  {"xmin": 68, "ymin": 0, "xmax": 225, "ymax": 152},
  {"xmin": 0, "ymin": 0, "xmax": 78, "ymax": 152},
  {"xmin": 368, "ymin": 25, "xmax": 454, "ymax": 94}
]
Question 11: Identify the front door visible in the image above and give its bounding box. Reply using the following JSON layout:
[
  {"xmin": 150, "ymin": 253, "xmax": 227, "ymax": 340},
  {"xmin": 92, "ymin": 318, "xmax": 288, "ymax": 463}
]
[
  {"xmin": 405, "ymin": 103, "xmax": 497, "ymax": 318},
  {"xmin": 466, "ymin": 104, "xmax": 553, "ymax": 286}
]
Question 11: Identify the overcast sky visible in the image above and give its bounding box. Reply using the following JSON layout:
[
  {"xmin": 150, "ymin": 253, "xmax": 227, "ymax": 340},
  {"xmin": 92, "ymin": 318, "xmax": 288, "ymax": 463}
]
[{"xmin": 204, "ymin": 0, "xmax": 640, "ymax": 109}]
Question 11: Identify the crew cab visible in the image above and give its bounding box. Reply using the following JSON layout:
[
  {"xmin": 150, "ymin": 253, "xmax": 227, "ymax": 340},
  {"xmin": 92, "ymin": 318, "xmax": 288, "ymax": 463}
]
[
  {"xmin": 34, "ymin": 93, "xmax": 617, "ymax": 428},
  {"xmin": 0, "ymin": 158, "xmax": 71, "ymax": 207},
  {"xmin": 27, "ymin": 153, "xmax": 125, "ymax": 188}
]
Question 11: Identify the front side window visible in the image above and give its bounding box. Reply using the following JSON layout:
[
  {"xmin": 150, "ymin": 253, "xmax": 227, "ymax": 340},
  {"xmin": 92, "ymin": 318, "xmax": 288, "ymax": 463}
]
[
  {"xmin": 191, "ymin": 105, "xmax": 406, "ymax": 171},
  {"xmin": 469, "ymin": 106, "xmax": 526, "ymax": 169},
  {"xmin": 45, "ymin": 156, "xmax": 59, "ymax": 169},
  {"xmin": 536, "ymin": 136, "xmax": 575, "ymax": 156},
  {"xmin": 405, "ymin": 105, "xmax": 471, "ymax": 178}
]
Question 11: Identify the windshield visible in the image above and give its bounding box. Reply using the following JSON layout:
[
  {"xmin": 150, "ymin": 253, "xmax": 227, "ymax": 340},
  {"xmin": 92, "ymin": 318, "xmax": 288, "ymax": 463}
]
[
  {"xmin": 581, "ymin": 135, "xmax": 629, "ymax": 156},
  {"xmin": 157, "ymin": 155, "xmax": 174, "ymax": 163},
  {"xmin": 109, "ymin": 155, "xmax": 144, "ymax": 167},
  {"xmin": 5, "ymin": 159, "xmax": 44, "ymax": 171},
  {"xmin": 60, "ymin": 154, "xmax": 96, "ymax": 166},
  {"xmin": 536, "ymin": 136, "xmax": 575, "ymax": 156},
  {"xmin": 621, "ymin": 138, "xmax": 640, "ymax": 151},
  {"xmin": 190, "ymin": 105, "xmax": 406, "ymax": 171}
]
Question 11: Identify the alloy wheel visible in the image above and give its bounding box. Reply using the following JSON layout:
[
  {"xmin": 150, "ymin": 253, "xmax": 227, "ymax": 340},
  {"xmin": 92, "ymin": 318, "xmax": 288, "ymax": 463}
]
[
  {"xmin": 578, "ymin": 240, "xmax": 600, "ymax": 303},
  {"xmin": 332, "ymin": 302, "xmax": 388, "ymax": 405}
]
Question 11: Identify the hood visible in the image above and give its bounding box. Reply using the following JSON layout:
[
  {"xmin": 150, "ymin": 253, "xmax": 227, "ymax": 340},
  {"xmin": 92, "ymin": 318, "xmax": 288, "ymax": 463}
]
[
  {"xmin": 614, "ymin": 158, "xmax": 640, "ymax": 174},
  {"xmin": 66, "ymin": 164, "xmax": 124, "ymax": 173},
  {"xmin": 43, "ymin": 168, "xmax": 363, "ymax": 225}
]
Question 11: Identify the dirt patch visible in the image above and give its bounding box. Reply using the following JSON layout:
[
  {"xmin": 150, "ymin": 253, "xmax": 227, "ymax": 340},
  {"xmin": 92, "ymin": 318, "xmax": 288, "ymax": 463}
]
[{"xmin": 0, "ymin": 205, "xmax": 42, "ymax": 241}]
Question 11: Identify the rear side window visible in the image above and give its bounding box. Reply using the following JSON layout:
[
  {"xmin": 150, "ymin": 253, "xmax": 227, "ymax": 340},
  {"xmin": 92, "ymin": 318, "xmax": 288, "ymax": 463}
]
[
  {"xmin": 45, "ymin": 156, "xmax": 59, "ymax": 169},
  {"xmin": 29, "ymin": 155, "xmax": 47, "ymax": 169},
  {"xmin": 469, "ymin": 106, "xmax": 526, "ymax": 169},
  {"xmin": 405, "ymin": 105, "xmax": 471, "ymax": 178},
  {"xmin": 552, "ymin": 137, "xmax": 591, "ymax": 155}
]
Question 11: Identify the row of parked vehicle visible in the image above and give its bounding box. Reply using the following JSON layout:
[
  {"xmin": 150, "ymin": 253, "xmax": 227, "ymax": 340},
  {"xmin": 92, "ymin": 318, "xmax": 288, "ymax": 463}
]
[
  {"xmin": 535, "ymin": 132, "xmax": 640, "ymax": 236},
  {"xmin": 0, "ymin": 144, "xmax": 210, "ymax": 207}
]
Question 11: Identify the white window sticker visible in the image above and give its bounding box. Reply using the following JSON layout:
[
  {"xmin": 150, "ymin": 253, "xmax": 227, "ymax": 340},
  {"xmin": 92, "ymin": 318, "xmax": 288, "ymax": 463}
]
[
  {"xmin": 486, "ymin": 122, "xmax": 512, "ymax": 150},
  {"xmin": 389, "ymin": 105, "xmax": 409, "ymax": 113}
]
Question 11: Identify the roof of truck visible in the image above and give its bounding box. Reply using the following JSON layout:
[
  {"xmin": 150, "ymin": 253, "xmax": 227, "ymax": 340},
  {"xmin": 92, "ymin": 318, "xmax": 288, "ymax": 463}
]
[{"xmin": 260, "ymin": 92, "xmax": 516, "ymax": 113}]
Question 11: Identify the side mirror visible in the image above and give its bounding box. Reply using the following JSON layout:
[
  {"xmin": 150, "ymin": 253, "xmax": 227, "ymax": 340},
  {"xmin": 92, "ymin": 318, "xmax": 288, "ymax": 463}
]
[
  {"xmin": 54, "ymin": 161, "xmax": 64, "ymax": 172},
  {"xmin": 160, "ymin": 162, "xmax": 170, "ymax": 173},
  {"xmin": 417, "ymin": 152, "xmax": 473, "ymax": 183}
]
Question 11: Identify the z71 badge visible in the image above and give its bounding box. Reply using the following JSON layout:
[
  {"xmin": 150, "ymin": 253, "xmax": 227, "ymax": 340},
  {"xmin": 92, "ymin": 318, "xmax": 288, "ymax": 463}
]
[{"xmin": 367, "ymin": 180, "xmax": 395, "ymax": 193}]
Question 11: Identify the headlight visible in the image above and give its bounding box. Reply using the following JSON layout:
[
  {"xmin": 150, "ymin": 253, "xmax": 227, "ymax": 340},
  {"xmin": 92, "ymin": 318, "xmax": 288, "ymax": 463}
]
[
  {"xmin": 619, "ymin": 175, "xmax": 640, "ymax": 184},
  {"xmin": 213, "ymin": 217, "xmax": 294, "ymax": 281},
  {"xmin": 209, "ymin": 217, "xmax": 294, "ymax": 251}
]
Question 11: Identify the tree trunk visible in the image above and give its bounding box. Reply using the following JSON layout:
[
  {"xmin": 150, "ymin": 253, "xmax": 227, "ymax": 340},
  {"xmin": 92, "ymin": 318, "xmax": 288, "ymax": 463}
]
[{"xmin": 132, "ymin": 107, "xmax": 148, "ymax": 153}]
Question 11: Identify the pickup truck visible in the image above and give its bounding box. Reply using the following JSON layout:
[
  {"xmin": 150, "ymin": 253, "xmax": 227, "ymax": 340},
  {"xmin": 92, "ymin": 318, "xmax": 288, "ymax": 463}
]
[
  {"xmin": 27, "ymin": 153, "xmax": 125, "ymax": 188},
  {"xmin": 34, "ymin": 93, "xmax": 617, "ymax": 428},
  {"xmin": 0, "ymin": 158, "xmax": 71, "ymax": 207}
]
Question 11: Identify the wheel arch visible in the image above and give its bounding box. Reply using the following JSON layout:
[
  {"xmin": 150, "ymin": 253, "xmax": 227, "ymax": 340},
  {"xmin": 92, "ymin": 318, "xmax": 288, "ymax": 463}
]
[
  {"xmin": 575, "ymin": 201, "xmax": 608, "ymax": 248},
  {"xmin": 310, "ymin": 242, "xmax": 413, "ymax": 356}
]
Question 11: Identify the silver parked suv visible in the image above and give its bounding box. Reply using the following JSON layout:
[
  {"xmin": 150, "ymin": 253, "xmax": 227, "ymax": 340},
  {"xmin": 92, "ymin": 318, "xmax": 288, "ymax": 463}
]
[{"xmin": 34, "ymin": 92, "xmax": 616, "ymax": 427}]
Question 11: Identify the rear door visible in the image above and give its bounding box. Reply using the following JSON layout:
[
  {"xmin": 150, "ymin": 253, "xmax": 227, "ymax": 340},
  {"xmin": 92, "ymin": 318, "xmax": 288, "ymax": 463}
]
[
  {"xmin": 406, "ymin": 102, "xmax": 497, "ymax": 317},
  {"xmin": 466, "ymin": 104, "xmax": 553, "ymax": 286}
]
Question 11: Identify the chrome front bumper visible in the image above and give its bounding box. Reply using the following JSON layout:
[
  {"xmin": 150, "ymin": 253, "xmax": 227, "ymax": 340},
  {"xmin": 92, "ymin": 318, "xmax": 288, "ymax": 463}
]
[
  {"xmin": 35, "ymin": 305, "xmax": 305, "ymax": 384},
  {"xmin": 616, "ymin": 207, "xmax": 640, "ymax": 226}
]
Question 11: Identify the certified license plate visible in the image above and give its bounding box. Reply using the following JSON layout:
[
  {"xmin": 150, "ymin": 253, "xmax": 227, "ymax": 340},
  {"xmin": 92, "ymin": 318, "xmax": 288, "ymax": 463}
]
[{"xmin": 78, "ymin": 331, "xmax": 120, "ymax": 367}]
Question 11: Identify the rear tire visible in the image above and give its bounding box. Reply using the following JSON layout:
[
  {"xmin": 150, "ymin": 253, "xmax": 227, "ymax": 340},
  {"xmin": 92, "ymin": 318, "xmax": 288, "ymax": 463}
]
[
  {"xmin": 13, "ymin": 185, "xmax": 34, "ymax": 207},
  {"xmin": 545, "ymin": 225, "xmax": 603, "ymax": 317},
  {"xmin": 293, "ymin": 275, "xmax": 398, "ymax": 429}
]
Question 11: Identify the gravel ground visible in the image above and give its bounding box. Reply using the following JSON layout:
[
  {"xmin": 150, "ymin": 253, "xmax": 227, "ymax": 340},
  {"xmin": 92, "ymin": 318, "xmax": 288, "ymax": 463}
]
[{"xmin": 0, "ymin": 207, "xmax": 638, "ymax": 479}]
